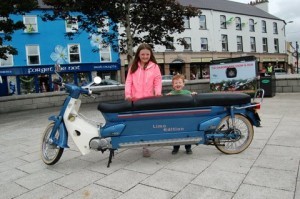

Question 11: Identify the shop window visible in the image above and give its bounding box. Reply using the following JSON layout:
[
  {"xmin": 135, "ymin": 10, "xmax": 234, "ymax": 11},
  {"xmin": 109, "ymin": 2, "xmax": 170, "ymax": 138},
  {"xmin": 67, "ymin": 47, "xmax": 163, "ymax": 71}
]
[
  {"xmin": 199, "ymin": 15, "xmax": 206, "ymax": 29},
  {"xmin": 200, "ymin": 38, "xmax": 208, "ymax": 51},
  {"xmin": 23, "ymin": 15, "xmax": 38, "ymax": 33},
  {"xmin": 77, "ymin": 72, "xmax": 90, "ymax": 86},
  {"xmin": 26, "ymin": 45, "xmax": 40, "ymax": 65},
  {"xmin": 38, "ymin": 74, "xmax": 50, "ymax": 92},
  {"xmin": 65, "ymin": 16, "xmax": 78, "ymax": 32},
  {"xmin": 20, "ymin": 75, "xmax": 35, "ymax": 94},
  {"xmin": 68, "ymin": 44, "xmax": 81, "ymax": 63},
  {"xmin": 99, "ymin": 44, "xmax": 111, "ymax": 62}
]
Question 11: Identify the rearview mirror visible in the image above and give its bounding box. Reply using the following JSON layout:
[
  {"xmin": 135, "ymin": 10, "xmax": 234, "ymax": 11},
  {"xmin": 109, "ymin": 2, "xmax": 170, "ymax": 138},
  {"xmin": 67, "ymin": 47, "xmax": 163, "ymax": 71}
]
[{"xmin": 94, "ymin": 76, "xmax": 102, "ymax": 84}]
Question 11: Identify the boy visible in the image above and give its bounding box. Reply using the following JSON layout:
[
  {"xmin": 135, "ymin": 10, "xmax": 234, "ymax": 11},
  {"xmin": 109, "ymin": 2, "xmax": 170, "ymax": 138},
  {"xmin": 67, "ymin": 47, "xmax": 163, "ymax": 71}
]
[{"xmin": 167, "ymin": 74, "xmax": 197, "ymax": 154}]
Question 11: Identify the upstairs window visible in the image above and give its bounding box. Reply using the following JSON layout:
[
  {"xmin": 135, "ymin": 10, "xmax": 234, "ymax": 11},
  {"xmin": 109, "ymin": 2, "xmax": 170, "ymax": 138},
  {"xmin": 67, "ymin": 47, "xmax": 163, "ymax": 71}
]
[
  {"xmin": 250, "ymin": 37, "xmax": 256, "ymax": 52},
  {"xmin": 235, "ymin": 17, "xmax": 241, "ymax": 30},
  {"xmin": 249, "ymin": 19, "xmax": 255, "ymax": 32},
  {"xmin": 273, "ymin": 22, "xmax": 278, "ymax": 34},
  {"xmin": 199, "ymin": 15, "xmax": 206, "ymax": 29},
  {"xmin": 99, "ymin": 44, "xmax": 111, "ymax": 62},
  {"xmin": 23, "ymin": 16, "xmax": 38, "ymax": 33},
  {"xmin": 0, "ymin": 17, "xmax": 7, "ymax": 33},
  {"xmin": 237, "ymin": 36, "xmax": 243, "ymax": 52},
  {"xmin": 26, "ymin": 45, "xmax": 40, "ymax": 65},
  {"xmin": 200, "ymin": 38, "xmax": 208, "ymax": 51},
  {"xmin": 183, "ymin": 37, "xmax": 192, "ymax": 50},
  {"xmin": 262, "ymin": 38, "xmax": 268, "ymax": 52},
  {"xmin": 274, "ymin": 38, "xmax": 279, "ymax": 53},
  {"xmin": 66, "ymin": 16, "xmax": 78, "ymax": 32},
  {"xmin": 220, "ymin": 15, "xmax": 226, "ymax": 29},
  {"xmin": 68, "ymin": 44, "xmax": 81, "ymax": 63},
  {"xmin": 221, "ymin": 34, "xmax": 228, "ymax": 51},
  {"xmin": 165, "ymin": 37, "xmax": 174, "ymax": 50},
  {"xmin": 183, "ymin": 16, "xmax": 190, "ymax": 29},
  {"xmin": 262, "ymin": 20, "xmax": 267, "ymax": 33},
  {"xmin": 0, "ymin": 53, "xmax": 13, "ymax": 66}
]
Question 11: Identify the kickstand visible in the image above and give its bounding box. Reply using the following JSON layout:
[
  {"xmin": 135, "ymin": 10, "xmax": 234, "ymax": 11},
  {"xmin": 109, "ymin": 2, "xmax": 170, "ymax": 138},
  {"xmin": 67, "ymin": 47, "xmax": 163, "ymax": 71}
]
[{"xmin": 107, "ymin": 149, "xmax": 115, "ymax": 168}]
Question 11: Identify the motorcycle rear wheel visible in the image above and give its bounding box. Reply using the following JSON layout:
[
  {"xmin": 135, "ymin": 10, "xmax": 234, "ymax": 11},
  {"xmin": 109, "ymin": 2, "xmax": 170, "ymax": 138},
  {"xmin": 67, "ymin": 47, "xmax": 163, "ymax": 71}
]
[
  {"xmin": 41, "ymin": 122, "xmax": 64, "ymax": 165},
  {"xmin": 214, "ymin": 114, "xmax": 253, "ymax": 154}
]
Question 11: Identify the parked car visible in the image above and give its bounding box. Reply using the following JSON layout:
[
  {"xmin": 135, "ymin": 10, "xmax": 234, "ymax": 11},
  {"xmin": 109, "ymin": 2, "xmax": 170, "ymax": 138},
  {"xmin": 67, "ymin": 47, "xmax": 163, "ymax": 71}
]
[
  {"xmin": 82, "ymin": 79, "xmax": 122, "ymax": 91},
  {"xmin": 162, "ymin": 75, "xmax": 173, "ymax": 83},
  {"xmin": 274, "ymin": 68, "xmax": 286, "ymax": 75}
]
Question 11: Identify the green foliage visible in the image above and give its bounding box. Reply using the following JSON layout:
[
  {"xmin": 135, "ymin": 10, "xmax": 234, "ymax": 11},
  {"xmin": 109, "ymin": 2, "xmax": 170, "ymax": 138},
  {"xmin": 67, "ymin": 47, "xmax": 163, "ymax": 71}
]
[
  {"xmin": 0, "ymin": 0, "xmax": 38, "ymax": 60},
  {"xmin": 42, "ymin": 0, "xmax": 200, "ymax": 62}
]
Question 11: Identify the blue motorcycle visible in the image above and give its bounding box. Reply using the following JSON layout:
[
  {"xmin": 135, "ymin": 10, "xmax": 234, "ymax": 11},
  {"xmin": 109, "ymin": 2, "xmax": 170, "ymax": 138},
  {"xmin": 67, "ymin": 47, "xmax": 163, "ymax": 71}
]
[{"xmin": 41, "ymin": 76, "xmax": 264, "ymax": 167}]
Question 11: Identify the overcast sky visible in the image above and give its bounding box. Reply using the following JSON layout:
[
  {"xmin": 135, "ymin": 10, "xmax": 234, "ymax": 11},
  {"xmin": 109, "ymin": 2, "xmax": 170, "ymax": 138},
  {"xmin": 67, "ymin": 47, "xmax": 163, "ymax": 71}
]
[{"xmin": 230, "ymin": 0, "xmax": 299, "ymax": 48}]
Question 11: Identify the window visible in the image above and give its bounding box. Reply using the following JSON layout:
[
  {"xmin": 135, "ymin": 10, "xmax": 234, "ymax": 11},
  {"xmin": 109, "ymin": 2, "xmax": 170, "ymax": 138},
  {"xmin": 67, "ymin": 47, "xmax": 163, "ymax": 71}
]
[
  {"xmin": 262, "ymin": 38, "xmax": 268, "ymax": 52},
  {"xmin": 273, "ymin": 22, "xmax": 278, "ymax": 34},
  {"xmin": 262, "ymin": 20, "xmax": 267, "ymax": 33},
  {"xmin": 221, "ymin": 35, "xmax": 228, "ymax": 51},
  {"xmin": 183, "ymin": 37, "xmax": 192, "ymax": 50},
  {"xmin": 235, "ymin": 17, "xmax": 241, "ymax": 30},
  {"xmin": 0, "ymin": 54, "xmax": 13, "ymax": 66},
  {"xmin": 220, "ymin": 15, "xmax": 226, "ymax": 29},
  {"xmin": 23, "ymin": 16, "xmax": 38, "ymax": 33},
  {"xmin": 99, "ymin": 44, "xmax": 111, "ymax": 62},
  {"xmin": 274, "ymin": 38, "xmax": 279, "ymax": 53},
  {"xmin": 249, "ymin": 19, "xmax": 255, "ymax": 32},
  {"xmin": 98, "ymin": 17, "xmax": 109, "ymax": 32},
  {"xmin": 237, "ymin": 36, "xmax": 243, "ymax": 52},
  {"xmin": 165, "ymin": 37, "xmax": 174, "ymax": 50},
  {"xmin": 201, "ymin": 38, "xmax": 208, "ymax": 51},
  {"xmin": 199, "ymin": 15, "xmax": 206, "ymax": 29},
  {"xmin": 183, "ymin": 16, "xmax": 190, "ymax": 29},
  {"xmin": 66, "ymin": 16, "xmax": 78, "ymax": 32},
  {"xmin": 250, "ymin": 37, "xmax": 256, "ymax": 52},
  {"xmin": 68, "ymin": 44, "xmax": 81, "ymax": 63},
  {"xmin": 26, "ymin": 45, "xmax": 40, "ymax": 65}
]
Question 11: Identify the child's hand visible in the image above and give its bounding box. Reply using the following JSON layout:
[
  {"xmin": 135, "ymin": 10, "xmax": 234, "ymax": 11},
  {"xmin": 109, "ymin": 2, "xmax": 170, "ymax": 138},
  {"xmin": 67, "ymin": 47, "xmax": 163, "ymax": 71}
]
[
  {"xmin": 166, "ymin": 93, "xmax": 172, "ymax": 96},
  {"xmin": 191, "ymin": 92, "xmax": 197, "ymax": 95}
]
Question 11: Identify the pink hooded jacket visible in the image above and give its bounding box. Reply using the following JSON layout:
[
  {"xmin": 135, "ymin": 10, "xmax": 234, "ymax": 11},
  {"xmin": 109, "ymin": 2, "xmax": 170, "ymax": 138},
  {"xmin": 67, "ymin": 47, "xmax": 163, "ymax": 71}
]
[{"xmin": 125, "ymin": 61, "xmax": 162, "ymax": 101}]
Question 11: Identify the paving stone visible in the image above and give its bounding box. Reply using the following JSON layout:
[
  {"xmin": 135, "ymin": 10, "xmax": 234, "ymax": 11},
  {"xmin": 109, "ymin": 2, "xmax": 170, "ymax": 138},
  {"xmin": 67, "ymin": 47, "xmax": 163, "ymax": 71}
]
[
  {"xmin": 0, "ymin": 182, "xmax": 28, "ymax": 199},
  {"xmin": 124, "ymin": 157, "xmax": 169, "ymax": 175},
  {"xmin": 141, "ymin": 169, "xmax": 196, "ymax": 193},
  {"xmin": 95, "ymin": 169, "xmax": 148, "ymax": 193},
  {"xmin": 254, "ymin": 155, "xmax": 299, "ymax": 171},
  {"xmin": 0, "ymin": 169, "xmax": 28, "ymax": 185},
  {"xmin": 87, "ymin": 158, "xmax": 130, "ymax": 175},
  {"xmin": 48, "ymin": 158, "xmax": 91, "ymax": 175},
  {"xmin": 209, "ymin": 156, "xmax": 254, "ymax": 174}
]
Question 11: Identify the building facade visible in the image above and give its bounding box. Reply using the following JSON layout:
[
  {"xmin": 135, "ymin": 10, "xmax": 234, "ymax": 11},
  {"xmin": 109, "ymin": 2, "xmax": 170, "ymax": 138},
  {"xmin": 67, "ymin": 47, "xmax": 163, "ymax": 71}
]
[
  {"xmin": 0, "ymin": 9, "xmax": 120, "ymax": 96},
  {"xmin": 120, "ymin": 0, "xmax": 289, "ymax": 82}
]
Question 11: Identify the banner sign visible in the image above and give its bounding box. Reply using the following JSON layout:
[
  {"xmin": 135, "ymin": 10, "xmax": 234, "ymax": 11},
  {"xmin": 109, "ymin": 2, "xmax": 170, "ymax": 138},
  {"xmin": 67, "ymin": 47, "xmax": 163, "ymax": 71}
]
[{"xmin": 210, "ymin": 59, "xmax": 258, "ymax": 93}]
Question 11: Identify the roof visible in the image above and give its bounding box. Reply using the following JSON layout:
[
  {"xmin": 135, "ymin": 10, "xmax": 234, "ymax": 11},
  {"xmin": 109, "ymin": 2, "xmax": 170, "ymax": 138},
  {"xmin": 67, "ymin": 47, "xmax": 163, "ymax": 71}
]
[{"xmin": 179, "ymin": 0, "xmax": 283, "ymax": 21}]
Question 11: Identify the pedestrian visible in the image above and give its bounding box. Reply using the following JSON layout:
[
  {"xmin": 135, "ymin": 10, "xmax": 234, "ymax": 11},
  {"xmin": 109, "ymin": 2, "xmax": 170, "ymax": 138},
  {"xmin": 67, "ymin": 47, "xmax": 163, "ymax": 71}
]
[
  {"xmin": 125, "ymin": 43, "xmax": 162, "ymax": 157},
  {"xmin": 167, "ymin": 74, "xmax": 197, "ymax": 154}
]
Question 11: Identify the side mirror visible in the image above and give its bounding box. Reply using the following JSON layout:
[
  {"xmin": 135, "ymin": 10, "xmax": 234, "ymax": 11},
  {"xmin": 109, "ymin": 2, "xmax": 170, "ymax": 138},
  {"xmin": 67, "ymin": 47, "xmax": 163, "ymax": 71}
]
[{"xmin": 94, "ymin": 76, "xmax": 102, "ymax": 84}]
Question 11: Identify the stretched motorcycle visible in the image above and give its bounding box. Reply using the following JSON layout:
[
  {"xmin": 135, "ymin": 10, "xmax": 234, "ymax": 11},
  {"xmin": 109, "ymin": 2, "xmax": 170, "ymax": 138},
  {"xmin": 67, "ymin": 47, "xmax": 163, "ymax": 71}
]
[{"xmin": 41, "ymin": 75, "xmax": 264, "ymax": 167}]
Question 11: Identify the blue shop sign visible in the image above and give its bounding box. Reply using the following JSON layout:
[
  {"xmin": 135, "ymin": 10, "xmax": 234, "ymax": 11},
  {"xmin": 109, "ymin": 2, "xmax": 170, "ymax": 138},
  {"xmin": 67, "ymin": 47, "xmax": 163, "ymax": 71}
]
[{"xmin": 0, "ymin": 63, "xmax": 120, "ymax": 76}]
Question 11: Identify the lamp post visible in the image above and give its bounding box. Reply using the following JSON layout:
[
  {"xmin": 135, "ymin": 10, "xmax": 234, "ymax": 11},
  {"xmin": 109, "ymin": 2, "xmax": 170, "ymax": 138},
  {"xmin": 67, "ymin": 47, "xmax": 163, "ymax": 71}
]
[{"xmin": 296, "ymin": 41, "xmax": 299, "ymax": 74}]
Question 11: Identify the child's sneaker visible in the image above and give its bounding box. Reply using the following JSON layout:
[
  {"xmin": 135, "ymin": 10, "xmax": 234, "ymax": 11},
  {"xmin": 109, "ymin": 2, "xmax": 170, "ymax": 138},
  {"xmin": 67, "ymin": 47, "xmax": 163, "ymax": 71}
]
[
  {"xmin": 143, "ymin": 147, "xmax": 151, "ymax": 157},
  {"xmin": 186, "ymin": 148, "xmax": 193, "ymax": 154},
  {"xmin": 172, "ymin": 148, "xmax": 179, "ymax": 154}
]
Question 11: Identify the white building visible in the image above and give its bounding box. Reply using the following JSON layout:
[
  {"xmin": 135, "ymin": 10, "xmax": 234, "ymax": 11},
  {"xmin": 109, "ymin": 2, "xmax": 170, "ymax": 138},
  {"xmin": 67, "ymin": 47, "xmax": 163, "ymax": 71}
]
[{"xmin": 120, "ymin": 0, "xmax": 290, "ymax": 81}]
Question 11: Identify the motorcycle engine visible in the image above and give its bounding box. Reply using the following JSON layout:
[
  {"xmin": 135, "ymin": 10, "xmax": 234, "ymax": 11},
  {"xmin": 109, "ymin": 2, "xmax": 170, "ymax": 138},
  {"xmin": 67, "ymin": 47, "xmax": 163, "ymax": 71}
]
[{"xmin": 90, "ymin": 137, "xmax": 111, "ymax": 150}]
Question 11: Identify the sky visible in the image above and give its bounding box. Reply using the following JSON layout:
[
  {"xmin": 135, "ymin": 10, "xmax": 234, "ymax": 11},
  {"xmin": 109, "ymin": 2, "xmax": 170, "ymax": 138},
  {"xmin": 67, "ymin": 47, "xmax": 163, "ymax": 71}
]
[{"xmin": 230, "ymin": 0, "xmax": 300, "ymax": 48}]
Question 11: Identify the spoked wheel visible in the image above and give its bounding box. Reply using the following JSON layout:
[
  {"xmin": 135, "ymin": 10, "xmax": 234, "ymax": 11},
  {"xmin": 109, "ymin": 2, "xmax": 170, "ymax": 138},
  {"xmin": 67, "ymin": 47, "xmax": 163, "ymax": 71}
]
[
  {"xmin": 41, "ymin": 122, "xmax": 64, "ymax": 165},
  {"xmin": 214, "ymin": 114, "xmax": 254, "ymax": 154}
]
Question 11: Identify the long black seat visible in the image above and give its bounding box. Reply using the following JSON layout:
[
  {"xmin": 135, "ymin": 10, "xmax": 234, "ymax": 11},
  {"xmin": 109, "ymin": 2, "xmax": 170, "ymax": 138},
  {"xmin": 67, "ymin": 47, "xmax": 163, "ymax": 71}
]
[{"xmin": 97, "ymin": 93, "xmax": 251, "ymax": 113}]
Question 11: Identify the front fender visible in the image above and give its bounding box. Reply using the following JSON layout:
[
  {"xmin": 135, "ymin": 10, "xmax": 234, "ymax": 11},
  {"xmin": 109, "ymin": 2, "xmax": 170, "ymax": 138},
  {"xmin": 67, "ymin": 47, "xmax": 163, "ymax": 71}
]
[{"xmin": 48, "ymin": 115, "xmax": 69, "ymax": 148}]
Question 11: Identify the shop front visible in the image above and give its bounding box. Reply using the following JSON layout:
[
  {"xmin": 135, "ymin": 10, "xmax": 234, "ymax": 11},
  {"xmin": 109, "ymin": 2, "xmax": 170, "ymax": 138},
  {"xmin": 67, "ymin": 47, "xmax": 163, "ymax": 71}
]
[{"xmin": 0, "ymin": 62, "xmax": 120, "ymax": 96}]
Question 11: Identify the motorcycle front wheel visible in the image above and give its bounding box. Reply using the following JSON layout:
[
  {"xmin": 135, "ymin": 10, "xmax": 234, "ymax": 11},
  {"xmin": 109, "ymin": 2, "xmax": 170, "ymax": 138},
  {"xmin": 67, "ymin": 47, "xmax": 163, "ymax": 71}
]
[
  {"xmin": 214, "ymin": 114, "xmax": 254, "ymax": 154},
  {"xmin": 41, "ymin": 122, "xmax": 64, "ymax": 165}
]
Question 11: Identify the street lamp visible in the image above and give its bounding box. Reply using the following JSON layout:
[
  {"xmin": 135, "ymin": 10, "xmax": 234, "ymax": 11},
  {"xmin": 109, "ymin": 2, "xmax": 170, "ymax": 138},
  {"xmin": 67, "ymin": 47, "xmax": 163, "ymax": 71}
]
[{"xmin": 296, "ymin": 41, "xmax": 299, "ymax": 74}]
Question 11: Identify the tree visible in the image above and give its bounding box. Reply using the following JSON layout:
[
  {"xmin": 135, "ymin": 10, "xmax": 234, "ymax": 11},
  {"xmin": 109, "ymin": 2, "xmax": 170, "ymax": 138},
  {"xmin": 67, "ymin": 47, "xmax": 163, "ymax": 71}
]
[
  {"xmin": 41, "ymin": 0, "xmax": 200, "ymax": 63},
  {"xmin": 0, "ymin": 0, "xmax": 38, "ymax": 60}
]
